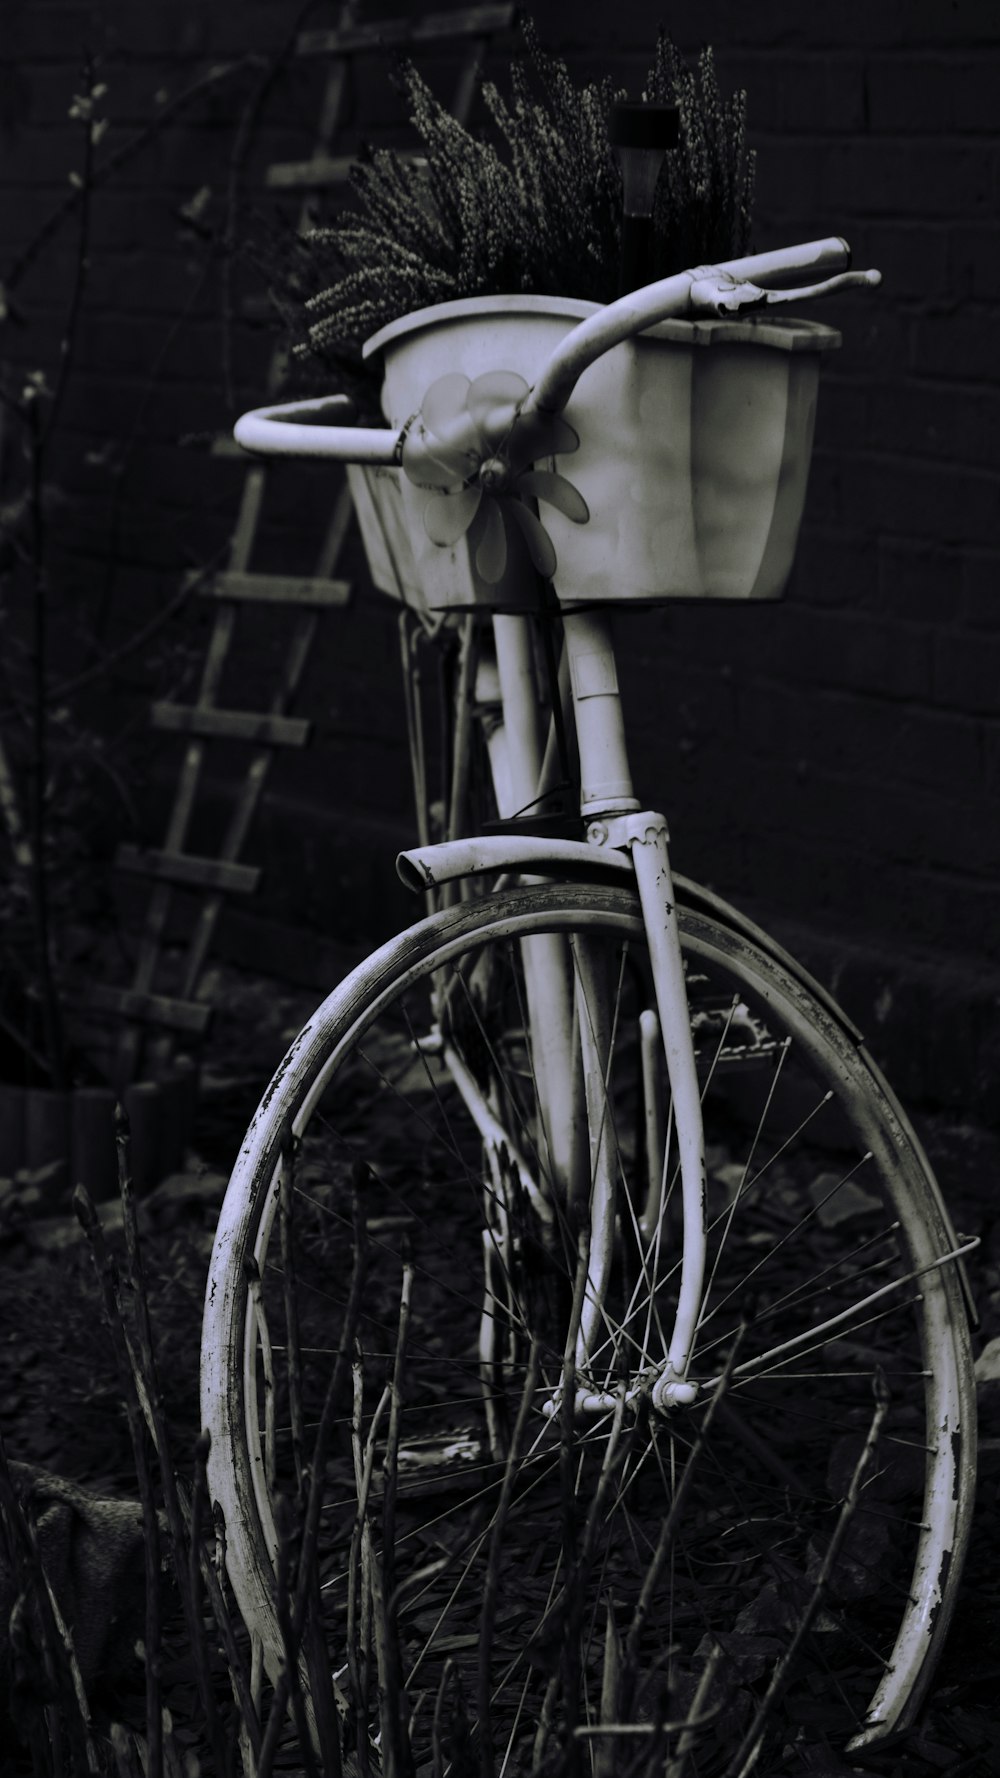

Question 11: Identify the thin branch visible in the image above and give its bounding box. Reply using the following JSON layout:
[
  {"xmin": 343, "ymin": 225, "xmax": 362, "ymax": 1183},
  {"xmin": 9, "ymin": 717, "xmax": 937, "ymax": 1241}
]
[
  {"xmin": 2, "ymin": 57, "xmax": 266, "ymax": 300},
  {"xmin": 41, "ymin": 64, "xmax": 96, "ymax": 449},
  {"xmin": 218, "ymin": 0, "xmax": 328, "ymax": 408},
  {"xmin": 723, "ymin": 1370, "xmax": 892, "ymax": 1778},
  {"xmin": 114, "ymin": 1108, "xmax": 231, "ymax": 1777},
  {"xmin": 477, "ymin": 1337, "xmax": 542, "ymax": 1778},
  {"xmin": 0, "ymin": 1431, "xmax": 99, "ymax": 1774},
  {"xmin": 24, "ymin": 398, "xmax": 67, "ymax": 1087},
  {"xmin": 254, "ymin": 1187, "xmax": 369, "ymax": 1778}
]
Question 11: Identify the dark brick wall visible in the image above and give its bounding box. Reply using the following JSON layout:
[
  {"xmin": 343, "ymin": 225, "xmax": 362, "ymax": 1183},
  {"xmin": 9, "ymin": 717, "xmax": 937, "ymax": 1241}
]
[
  {"xmin": 2, "ymin": 1, "xmax": 998, "ymax": 1113},
  {"xmin": 528, "ymin": 0, "xmax": 1000, "ymax": 1112}
]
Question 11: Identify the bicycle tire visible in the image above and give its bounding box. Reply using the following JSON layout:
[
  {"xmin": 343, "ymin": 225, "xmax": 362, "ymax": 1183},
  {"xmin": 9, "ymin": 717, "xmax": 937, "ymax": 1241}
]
[{"xmin": 201, "ymin": 881, "xmax": 975, "ymax": 1774}]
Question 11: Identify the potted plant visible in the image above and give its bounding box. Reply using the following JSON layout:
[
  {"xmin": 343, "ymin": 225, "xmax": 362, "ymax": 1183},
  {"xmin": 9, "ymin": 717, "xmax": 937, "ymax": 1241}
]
[{"xmin": 265, "ymin": 18, "xmax": 834, "ymax": 612}]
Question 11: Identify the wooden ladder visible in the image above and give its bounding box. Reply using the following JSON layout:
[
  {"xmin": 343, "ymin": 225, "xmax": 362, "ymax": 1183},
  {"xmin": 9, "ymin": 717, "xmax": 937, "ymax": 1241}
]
[{"xmin": 103, "ymin": 1, "xmax": 516, "ymax": 1089}]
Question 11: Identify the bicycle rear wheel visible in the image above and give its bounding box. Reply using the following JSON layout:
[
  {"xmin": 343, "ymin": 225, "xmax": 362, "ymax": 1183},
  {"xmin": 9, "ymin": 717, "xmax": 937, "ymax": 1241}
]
[{"xmin": 202, "ymin": 882, "xmax": 975, "ymax": 1775}]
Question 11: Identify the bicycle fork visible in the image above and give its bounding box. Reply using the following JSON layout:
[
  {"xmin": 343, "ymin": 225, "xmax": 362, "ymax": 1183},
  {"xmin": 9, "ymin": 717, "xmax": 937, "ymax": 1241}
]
[
  {"xmin": 563, "ymin": 608, "xmax": 707, "ymax": 1410},
  {"xmin": 420, "ymin": 609, "xmax": 709, "ymax": 1420}
]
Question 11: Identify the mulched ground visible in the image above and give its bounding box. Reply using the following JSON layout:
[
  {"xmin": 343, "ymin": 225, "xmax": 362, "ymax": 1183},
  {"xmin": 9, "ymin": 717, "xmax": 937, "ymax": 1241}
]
[{"xmin": 2, "ymin": 966, "xmax": 999, "ymax": 1776}]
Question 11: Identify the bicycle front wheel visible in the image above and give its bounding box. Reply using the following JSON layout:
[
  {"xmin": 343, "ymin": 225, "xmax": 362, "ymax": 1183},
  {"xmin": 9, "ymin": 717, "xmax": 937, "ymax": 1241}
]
[{"xmin": 202, "ymin": 882, "xmax": 975, "ymax": 1774}]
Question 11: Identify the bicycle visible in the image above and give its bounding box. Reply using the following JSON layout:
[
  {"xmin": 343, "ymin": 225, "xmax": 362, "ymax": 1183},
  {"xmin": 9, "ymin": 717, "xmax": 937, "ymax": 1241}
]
[{"xmin": 202, "ymin": 238, "xmax": 978, "ymax": 1775}]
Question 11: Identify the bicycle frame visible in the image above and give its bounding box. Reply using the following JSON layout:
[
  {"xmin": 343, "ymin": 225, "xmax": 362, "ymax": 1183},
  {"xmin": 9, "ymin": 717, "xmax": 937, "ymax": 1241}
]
[{"xmin": 232, "ymin": 236, "xmax": 884, "ymax": 1415}]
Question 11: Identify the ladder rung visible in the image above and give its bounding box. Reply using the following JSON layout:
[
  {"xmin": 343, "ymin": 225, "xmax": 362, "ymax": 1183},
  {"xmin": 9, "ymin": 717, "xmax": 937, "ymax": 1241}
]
[
  {"xmin": 83, "ymin": 984, "xmax": 212, "ymax": 1036},
  {"xmin": 116, "ymin": 843, "xmax": 262, "ymax": 895},
  {"xmin": 241, "ymin": 293, "xmax": 276, "ymax": 323},
  {"xmin": 151, "ymin": 703, "xmax": 311, "ymax": 747},
  {"xmin": 211, "ymin": 433, "xmax": 250, "ymax": 459},
  {"xmin": 266, "ymin": 147, "xmax": 423, "ymax": 191},
  {"xmin": 297, "ymin": 5, "xmax": 516, "ymax": 57},
  {"xmin": 185, "ymin": 570, "xmax": 352, "ymax": 608},
  {"xmin": 266, "ymin": 154, "xmax": 354, "ymax": 190}
]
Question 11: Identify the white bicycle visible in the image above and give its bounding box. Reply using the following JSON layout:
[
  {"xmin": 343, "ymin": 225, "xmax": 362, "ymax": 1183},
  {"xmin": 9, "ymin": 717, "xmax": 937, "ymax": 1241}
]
[{"xmin": 202, "ymin": 238, "xmax": 977, "ymax": 1776}]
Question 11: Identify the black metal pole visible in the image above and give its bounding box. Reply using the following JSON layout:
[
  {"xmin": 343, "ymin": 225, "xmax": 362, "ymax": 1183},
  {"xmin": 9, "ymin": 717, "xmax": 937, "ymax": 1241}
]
[{"xmin": 609, "ymin": 101, "xmax": 679, "ymax": 296}]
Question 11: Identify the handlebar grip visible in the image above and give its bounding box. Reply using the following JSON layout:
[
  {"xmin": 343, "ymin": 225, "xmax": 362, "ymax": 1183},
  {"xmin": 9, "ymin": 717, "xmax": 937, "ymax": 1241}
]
[
  {"xmin": 233, "ymin": 395, "xmax": 400, "ymax": 465},
  {"xmin": 719, "ymin": 236, "xmax": 851, "ymax": 288}
]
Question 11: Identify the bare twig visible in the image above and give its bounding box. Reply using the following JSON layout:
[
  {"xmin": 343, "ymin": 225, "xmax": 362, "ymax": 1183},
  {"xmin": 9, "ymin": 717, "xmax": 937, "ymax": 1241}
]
[
  {"xmin": 75, "ymin": 1149, "xmax": 233, "ymax": 1778},
  {"xmin": 432, "ymin": 1659, "xmax": 468, "ymax": 1778},
  {"xmin": 90, "ymin": 256, "xmax": 219, "ymax": 647},
  {"xmin": 41, "ymin": 62, "xmax": 96, "ymax": 450},
  {"xmin": 24, "ymin": 395, "xmax": 67, "ymax": 1088},
  {"xmin": 273, "ymin": 1493, "xmax": 321, "ymax": 1778},
  {"xmin": 114, "ymin": 1108, "xmax": 230, "ymax": 1773},
  {"xmin": 723, "ymin": 1370, "xmax": 892, "ymax": 1778},
  {"xmin": 254, "ymin": 1189, "xmax": 368, "ymax": 1777},
  {"xmin": 374, "ymin": 1252, "xmax": 415, "ymax": 1778},
  {"xmin": 195, "ymin": 1487, "xmax": 263, "ymax": 1765},
  {"xmin": 2, "ymin": 58, "xmax": 265, "ymax": 301},
  {"xmin": 75, "ymin": 1173, "xmax": 261, "ymax": 1764},
  {"xmin": 666, "ymin": 1640, "xmax": 724, "ymax": 1778},
  {"xmin": 349, "ymin": 1364, "xmax": 392, "ymax": 1776},
  {"xmin": 0, "ymin": 1430, "xmax": 99, "ymax": 1774},
  {"xmin": 218, "ymin": 0, "xmax": 327, "ymax": 408},
  {"xmin": 555, "ymin": 1226, "xmax": 593, "ymax": 1778},
  {"xmin": 619, "ymin": 1321, "xmax": 747, "ymax": 1724},
  {"xmin": 477, "ymin": 1337, "xmax": 542, "ymax": 1778},
  {"xmin": 280, "ymin": 1136, "xmax": 343, "ymax": 1778}
]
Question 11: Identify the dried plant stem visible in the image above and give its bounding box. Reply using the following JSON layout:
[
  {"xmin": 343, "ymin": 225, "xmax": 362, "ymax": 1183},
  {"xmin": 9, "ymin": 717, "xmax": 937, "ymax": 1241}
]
[
  {"xmin": 203, "ymin": 1496, "xmax": 263, "ymax": 1768},
  {"xmin": 666, "ymin": 1641, "xmax": 724, "ymax": 1778},
  {"xmin": 114, "ymin": 1110, "xmax": 231, "ymax": 1775},
  {"xmin": 140, "ymin": 1451, "xmax": 164, "ymax": 1778},
  {"xmin": 75, "ymin": 1158, "xmax": 234, "ymax": 1776},
  {"xmin": 373, "ymin": 1255, "xmax": 415, "ymax": 1778},
  {"xmin": 554, "ymin": 1226, "xmax": 594, "ymax": 1778},
  {"xmin": 91, "ymin": 259, "xmax": 218, "ymax": 648},
  {"xmin": 2, "ymin": 57, "xmax": 265, "ymax": 301},
  {"xmin": 42, "ymin": 68, "xmax": 94, "ymax": 450},
  {"xmin": 349, "ymin": 1367, "xmax": 392, "ymax": 1775},
  {"xmin": 723, "ymin": 1372, "xmax": 891, "ymax": 1778},
  {"xmin": 0, "ymin": 1430, "xmax": 98, "ymax": 1774},
  {"xmin": 381, "ymin": 1253, "xmax": 412, "ymax": 1604},
  {"xmin": 531, "ymin": 1232, "xmax": 596, "ymax": 1777},
  {"xmin": 277, "ymin": 1136, "xmax": 342, "ymax": 1778},
  {"xmin": 476, "ymin": 1336, "xmax": 543, "ymax": 1778},
  {"xmin": 619, "ymin": 1321, "xmax": 747, "ymax": 1724},
  {"xmin": 24, "ymin": 400, "xmax": 67, "ymax": 1088},
  {"xmin": 432, "ymin": 1659, "xmax": 468, "ymax": 1778},
  {"xmin": 274, "ymin": 1495, "xmax": 321, "ymax": 1778},
  {"xmin": 218, "ymin": 0, "xmax": 327, "ymax": 407},
  {"xmin": 0, "ymin": 728, "xmax": 52, "ymax": 1071},
  {"xmin": 254, "ymin": 1195, "xmax": 368, "ymax": 1778},
  {"xmin": 594, "ymin": 1598, "xmax": 623, "ymax": 1778}
]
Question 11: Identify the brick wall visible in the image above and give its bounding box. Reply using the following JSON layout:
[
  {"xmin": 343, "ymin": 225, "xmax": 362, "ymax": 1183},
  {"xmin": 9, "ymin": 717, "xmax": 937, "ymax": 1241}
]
[
  {"xmin": 2, "ymin": 1, "xmax": 998, "ymax": 1115},
  {"xmin": 0, "ymin": 0, "xmax": 421, "ymax": 959},
  {"xmin": 530, "ymin": 0, "xmax": 1000, "ymax": 1115}
]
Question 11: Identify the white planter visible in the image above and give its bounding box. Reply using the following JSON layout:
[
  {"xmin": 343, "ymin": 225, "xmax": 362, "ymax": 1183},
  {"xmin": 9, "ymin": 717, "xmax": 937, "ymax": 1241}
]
[
  {"xmin": 345, "ymin": 462, "xmax": 426, "ymax": 612},
  {"xmin": 362, "ymin": 295, "xmax": 840, "ymax": 612}
]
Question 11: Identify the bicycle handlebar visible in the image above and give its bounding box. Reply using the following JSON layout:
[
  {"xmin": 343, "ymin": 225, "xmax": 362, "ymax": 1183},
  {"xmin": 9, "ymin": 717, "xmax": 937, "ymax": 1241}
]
[
  {"xmin": 232, "ymin": 394, "xmax": 399, "ymax": 464},
  {"xmin": 233, "ymin": 236, "xmax": 880, "ymax": 462},
  {"xmin": 527, "ymin": 239, "xmax": 879, "ymax": 418}
]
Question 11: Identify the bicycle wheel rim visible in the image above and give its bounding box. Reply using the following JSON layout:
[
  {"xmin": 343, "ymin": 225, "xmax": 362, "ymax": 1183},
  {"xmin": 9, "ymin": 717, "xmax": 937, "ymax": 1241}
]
[{"xmin": 202, "ymin": 884, "xmax": 975, "ymax": 1771}]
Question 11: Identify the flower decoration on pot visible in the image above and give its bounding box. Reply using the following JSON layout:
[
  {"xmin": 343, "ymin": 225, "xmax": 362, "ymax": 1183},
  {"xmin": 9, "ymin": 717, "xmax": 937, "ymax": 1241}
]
[{"xmin": 401, "ymin": 370, "xmax": 589, "ymax": 583}]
